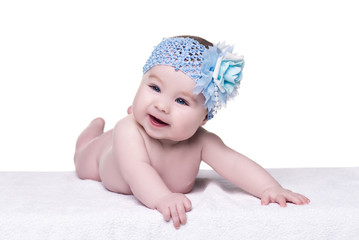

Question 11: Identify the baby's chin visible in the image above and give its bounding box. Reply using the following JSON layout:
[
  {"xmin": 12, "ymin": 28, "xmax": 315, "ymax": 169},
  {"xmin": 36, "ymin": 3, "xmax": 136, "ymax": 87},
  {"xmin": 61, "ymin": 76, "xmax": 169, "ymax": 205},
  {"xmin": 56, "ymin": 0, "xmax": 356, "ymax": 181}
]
[{"xmin": 146, "ymin": 131, "xmax": 193, "ymax": 144}]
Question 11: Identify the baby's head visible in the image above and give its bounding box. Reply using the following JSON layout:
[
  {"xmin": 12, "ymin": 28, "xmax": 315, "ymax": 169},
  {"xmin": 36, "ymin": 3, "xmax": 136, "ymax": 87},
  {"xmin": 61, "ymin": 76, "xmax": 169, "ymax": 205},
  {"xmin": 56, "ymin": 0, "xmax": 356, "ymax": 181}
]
[{"xmin": 143, "ymin": 36, "xmax": 244, "ymax": 120}]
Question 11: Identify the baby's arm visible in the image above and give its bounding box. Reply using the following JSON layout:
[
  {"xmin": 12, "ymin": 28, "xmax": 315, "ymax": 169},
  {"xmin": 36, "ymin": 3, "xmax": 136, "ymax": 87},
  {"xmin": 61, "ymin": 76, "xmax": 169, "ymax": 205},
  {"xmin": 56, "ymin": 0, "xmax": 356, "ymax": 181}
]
[
  {"xmin": 201, "ymin": 131, "xmax": 310, "ymax": 207},
  {"xmin": 113, "ymin": 117, "xmax": 191, "ymax": 228}
]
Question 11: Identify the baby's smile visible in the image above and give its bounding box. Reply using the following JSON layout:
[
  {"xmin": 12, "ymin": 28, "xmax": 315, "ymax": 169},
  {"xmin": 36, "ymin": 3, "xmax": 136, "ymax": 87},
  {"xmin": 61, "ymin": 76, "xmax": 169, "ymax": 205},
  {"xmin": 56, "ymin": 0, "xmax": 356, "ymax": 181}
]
[{"xmin": 149, "ymin": 114, "xmax": 169, "ymax": 127}]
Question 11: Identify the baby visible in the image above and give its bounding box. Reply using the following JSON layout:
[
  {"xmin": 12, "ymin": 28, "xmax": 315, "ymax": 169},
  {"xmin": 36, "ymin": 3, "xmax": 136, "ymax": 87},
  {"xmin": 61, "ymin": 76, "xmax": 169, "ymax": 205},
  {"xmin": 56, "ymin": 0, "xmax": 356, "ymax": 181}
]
[{"xmin": 74, "ymin": 36, "xmax": 310, "ymax": 229}]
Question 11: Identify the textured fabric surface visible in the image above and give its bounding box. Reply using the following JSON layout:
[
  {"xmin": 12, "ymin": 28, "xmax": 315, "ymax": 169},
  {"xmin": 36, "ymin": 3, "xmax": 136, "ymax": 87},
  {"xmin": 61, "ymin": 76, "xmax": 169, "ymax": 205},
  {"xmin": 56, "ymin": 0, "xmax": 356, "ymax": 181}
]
[{"xmin": 1, "ymin": 168, "xmax": 358, "ymax": 239}]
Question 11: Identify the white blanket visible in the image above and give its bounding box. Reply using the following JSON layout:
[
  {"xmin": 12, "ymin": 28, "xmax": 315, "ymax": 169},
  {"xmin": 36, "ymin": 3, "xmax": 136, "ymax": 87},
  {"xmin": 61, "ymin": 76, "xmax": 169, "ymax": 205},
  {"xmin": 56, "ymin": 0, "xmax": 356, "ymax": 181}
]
[{"xmin": 1, "ymin": 168, "xmax": 359, "ymax": 239}]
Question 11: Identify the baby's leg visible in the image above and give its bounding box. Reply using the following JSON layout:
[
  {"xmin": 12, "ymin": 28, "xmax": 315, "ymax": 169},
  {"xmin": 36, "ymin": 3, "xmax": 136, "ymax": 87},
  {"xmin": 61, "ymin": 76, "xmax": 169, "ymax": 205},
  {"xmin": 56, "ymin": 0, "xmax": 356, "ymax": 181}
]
[
  {"xmin": 74, "ymin": 118, "xmax": 106, "ymax": 181},
  {"xmin": 75, "ymin": 118, "xmax": 105, "ymax": 150}
]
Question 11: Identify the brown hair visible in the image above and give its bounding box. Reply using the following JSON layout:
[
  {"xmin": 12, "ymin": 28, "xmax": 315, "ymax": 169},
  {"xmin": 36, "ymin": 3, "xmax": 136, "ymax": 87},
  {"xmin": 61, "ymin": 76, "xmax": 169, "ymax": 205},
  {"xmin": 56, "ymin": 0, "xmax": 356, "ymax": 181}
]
[{"xmin": 172, "ymin": 35, "xmax": 213, "ymax": 49}]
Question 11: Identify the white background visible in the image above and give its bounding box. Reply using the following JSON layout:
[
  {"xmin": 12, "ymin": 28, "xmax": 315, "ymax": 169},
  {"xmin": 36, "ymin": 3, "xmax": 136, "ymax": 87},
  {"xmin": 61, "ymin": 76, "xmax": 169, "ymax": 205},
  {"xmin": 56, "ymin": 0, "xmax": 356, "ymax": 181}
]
[{"xmin": 1, "ymin": 0, "xmax": 358, "ymax": 171}]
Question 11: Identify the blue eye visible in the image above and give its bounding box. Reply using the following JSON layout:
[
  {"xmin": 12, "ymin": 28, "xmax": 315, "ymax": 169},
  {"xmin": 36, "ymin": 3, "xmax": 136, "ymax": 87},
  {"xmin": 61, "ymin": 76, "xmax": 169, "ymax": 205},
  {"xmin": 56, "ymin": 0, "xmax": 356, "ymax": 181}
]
[
  {"xmin": 150, "ymin": 85, "xmax": 160, "ymax": 92},
  {"xmin": 176, "ymin": 98, "xmax": 188, "ymax": 106}
]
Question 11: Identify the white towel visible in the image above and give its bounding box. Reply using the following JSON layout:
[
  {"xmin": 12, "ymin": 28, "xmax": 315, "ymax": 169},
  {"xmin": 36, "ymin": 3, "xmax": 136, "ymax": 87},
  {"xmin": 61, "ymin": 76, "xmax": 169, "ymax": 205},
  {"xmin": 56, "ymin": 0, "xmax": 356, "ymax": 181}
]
[{"xmin": 1, "ymin": 168, "xmax": 359, "ymax": 239}]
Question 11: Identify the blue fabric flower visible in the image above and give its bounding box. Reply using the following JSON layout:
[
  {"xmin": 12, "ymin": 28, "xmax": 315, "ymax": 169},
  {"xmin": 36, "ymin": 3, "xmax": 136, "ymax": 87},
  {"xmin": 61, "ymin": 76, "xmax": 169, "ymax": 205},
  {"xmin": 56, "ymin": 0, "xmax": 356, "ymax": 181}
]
[{"xmin": 193, "ymin": 43, "xmax": 245, "ymax": 119}]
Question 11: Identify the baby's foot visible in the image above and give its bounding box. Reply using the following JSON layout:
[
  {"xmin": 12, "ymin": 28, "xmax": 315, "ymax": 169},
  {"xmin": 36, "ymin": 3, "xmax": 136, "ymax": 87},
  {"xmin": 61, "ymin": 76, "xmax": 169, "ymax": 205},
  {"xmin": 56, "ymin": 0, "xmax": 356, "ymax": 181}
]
[
  {"xmin": 75, "ymin": 118, "xmax": 105, "ymax": 151},
  {"xmin": 127, "ymin": 106, "xmax": 133, "ymax": 114}
]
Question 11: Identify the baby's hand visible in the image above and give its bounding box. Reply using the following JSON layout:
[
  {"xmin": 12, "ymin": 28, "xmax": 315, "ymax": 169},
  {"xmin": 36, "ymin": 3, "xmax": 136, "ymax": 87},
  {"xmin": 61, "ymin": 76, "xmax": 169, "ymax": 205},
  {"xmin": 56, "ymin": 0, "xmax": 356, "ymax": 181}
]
[
  {"xmin": 155, "ymin": 193, "xmax": 192, "ymax": 229},
  {"xmin": 260, "ymin": 186, "xmax": 310, "ymax": 207}
]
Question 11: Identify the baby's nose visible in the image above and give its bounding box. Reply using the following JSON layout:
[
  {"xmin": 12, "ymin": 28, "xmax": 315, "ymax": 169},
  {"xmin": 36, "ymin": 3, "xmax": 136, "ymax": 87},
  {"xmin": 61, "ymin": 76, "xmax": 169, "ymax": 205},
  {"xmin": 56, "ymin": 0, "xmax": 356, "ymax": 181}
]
[{"xmin": 155, "ymin": 101, "xmax": 170, "ymax": 113}]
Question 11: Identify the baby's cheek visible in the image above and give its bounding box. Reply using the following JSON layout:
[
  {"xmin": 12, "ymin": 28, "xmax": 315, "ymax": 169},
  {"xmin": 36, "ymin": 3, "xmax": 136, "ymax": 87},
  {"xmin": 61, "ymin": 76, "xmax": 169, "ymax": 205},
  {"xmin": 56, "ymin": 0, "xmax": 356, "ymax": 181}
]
[{"xmin": 178, "ymin": 123, "xmax": 200, "ymax": 140}]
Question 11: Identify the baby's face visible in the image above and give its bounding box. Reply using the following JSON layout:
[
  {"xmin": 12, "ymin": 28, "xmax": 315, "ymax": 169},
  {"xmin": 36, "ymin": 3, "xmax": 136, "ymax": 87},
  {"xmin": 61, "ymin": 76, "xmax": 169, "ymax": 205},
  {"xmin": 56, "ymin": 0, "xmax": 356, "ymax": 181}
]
[{"xmin": 132, "ymin": 65, "xmax": 208, "ymax": 142}]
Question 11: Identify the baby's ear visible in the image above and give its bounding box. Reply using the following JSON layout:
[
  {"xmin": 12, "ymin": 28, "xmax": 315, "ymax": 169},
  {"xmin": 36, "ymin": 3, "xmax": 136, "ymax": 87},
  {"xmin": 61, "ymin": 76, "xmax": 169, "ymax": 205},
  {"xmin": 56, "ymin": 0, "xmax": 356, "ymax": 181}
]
[{"xmin": 201, "ymin": 114, "xmax": 208, "ymax": 126}]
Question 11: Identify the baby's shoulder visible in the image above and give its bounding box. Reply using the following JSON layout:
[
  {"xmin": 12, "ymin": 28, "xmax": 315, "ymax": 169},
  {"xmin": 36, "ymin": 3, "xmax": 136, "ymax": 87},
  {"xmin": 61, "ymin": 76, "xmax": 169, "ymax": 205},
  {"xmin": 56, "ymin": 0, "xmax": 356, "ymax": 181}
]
[
  {"xmin": 194, "ymin": 127, "xmax": 223, "ymax": 145},
  {"xmin": 113, "ymin": 114, "xmax": 142, "ymax": 137}
]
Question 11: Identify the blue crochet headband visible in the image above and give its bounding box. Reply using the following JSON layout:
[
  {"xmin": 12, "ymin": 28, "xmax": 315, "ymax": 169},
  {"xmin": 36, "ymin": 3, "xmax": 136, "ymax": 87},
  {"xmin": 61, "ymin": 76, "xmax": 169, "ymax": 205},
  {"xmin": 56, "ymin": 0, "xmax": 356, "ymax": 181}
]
[{"xmin": 143, "ymin": 37, "xmax": 244, "ymax": 120}]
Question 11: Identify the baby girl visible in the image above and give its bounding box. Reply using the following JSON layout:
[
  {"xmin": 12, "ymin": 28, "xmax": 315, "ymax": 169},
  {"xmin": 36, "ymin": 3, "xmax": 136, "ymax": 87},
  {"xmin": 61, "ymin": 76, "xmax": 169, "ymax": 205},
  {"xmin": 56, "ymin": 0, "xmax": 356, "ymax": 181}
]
[{"xmin": 74, "ymin": 36, "xmax": 310, "ymax": 229}]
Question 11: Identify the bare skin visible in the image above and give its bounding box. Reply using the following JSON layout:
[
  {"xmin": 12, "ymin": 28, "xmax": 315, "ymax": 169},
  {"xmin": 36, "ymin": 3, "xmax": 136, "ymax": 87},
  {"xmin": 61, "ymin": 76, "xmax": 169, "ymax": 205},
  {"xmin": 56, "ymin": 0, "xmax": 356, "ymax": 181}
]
[{"xmin": 74, "ymin": 66, "xmax": 310, "ymax": 229}]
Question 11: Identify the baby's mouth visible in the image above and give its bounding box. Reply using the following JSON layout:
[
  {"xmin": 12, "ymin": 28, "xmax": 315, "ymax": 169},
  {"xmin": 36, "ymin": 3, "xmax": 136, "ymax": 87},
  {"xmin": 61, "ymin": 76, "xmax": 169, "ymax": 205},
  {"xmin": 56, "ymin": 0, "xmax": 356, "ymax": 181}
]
[{"xmin": 149, "ymin": 115, "xmax": 169, "ymax": 127}]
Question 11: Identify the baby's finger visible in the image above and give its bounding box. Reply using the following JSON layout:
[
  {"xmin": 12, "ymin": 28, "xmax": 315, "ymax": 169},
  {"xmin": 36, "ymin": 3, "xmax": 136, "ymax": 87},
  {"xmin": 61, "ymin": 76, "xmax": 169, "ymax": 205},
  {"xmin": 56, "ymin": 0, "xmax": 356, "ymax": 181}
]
[
  {"xmin": 261, "ymin": 195, "xmax": 270, "ymax": 205},
  {"xmin": 183, "ymin": 197, "xmax": 192, "ymax": 212},
  {"xmin": 276, "ymin": 195, "xmax": 287, "ymax": 207},
  {"xmin": 288, "ymin": 193, "xmax": 310, "ymax": 205},
  {"xmin": 177, "ymin": 204, "xmax": 187, "ymax": 225},
  {"xmin": 161, "ymin": 207, "xmax": 171, "ymax": 222},
  {"xmin": 298, "ymin": 194, "xmax": 310, "ymax": 204},
  {"xmin": 170, "ymin": 206, "xmax": 181, "ymax": 229}
]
